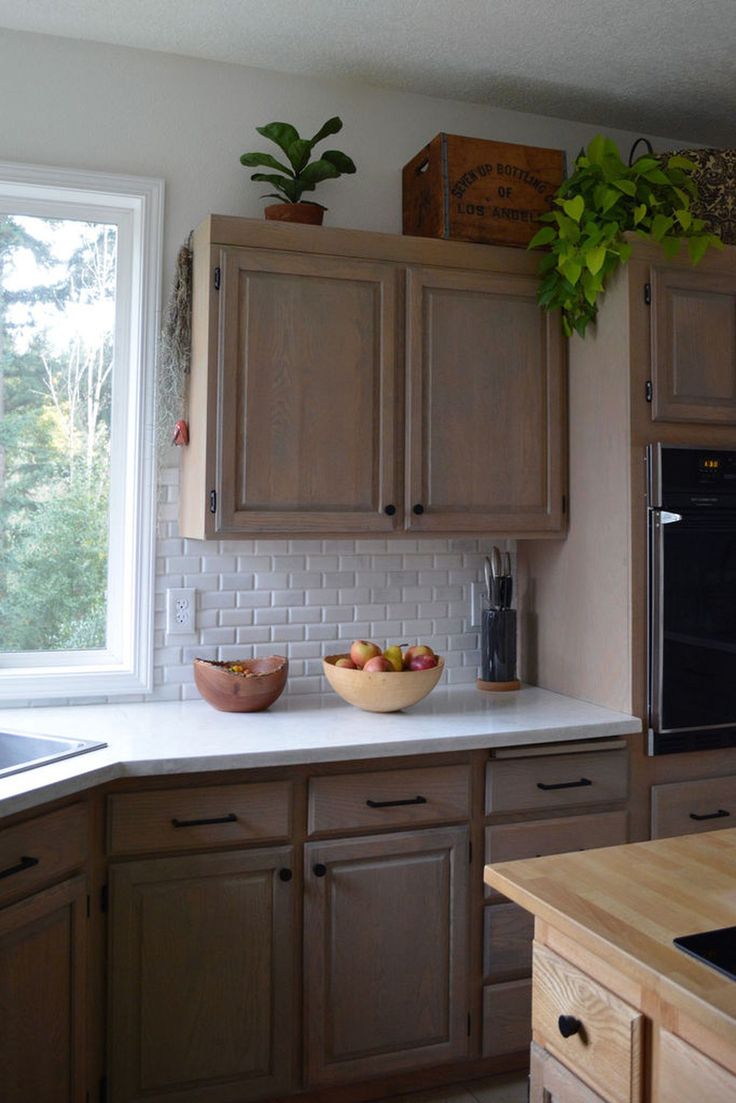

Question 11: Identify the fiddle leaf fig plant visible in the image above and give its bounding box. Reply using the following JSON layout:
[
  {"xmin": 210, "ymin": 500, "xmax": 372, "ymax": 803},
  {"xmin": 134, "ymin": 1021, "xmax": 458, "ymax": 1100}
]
[
  {"xmin": 529, "ymin": 135, "xmax": 723, "ymax": 337},
  {"xmin": 240, "ymin": 115, "xmax": 356, "ymax": 208}
]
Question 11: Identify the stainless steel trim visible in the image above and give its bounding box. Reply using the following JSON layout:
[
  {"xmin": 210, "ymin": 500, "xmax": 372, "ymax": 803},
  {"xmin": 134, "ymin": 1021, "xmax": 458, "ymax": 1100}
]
[
  {"xmin": 649, "ymin": 505, "xmax": 665, "ymax": 735},
  {"xmin": 660, "ymin": 511, "xmax": 682, "ymax": 524},
  {"xmin": 647, "ymin": 442, "xmax": 663, "ymax": 508}
]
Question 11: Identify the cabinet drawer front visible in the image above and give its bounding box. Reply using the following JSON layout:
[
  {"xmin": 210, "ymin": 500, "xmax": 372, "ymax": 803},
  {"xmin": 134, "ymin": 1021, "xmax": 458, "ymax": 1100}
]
[
  {"xmin": 481, "ymin": 979, "xmax": 532, "ymax": 1057},
  {"xmin": 308, "ymin": 765, "xmax": 471, "ymax": 835},
  {"xmin": 0, "ymin": 803, "xmax": 87, "ymax": 906},
  {"xmin": 108, "ymin": 781, "xmax": 293, "ymax": 855},
  {"xmin": 485, "ymin": 810, "xmax": 628, "ymax": 900},
  {"xmin": 651, "ymin": 775, "xmax": 736, "ymax": 839},
  {"xmin": 483, "ymin": 902, "xmax": 534, "ymax": 983},
  {"xmin": 530, "ymin": 1042, "xmax": 608, "ymax": 1103},
  {"xmin": 486, "ymin": 750, "xmax": 628, "ymax": 815},
  {"xmin": 657, "ymin": 1029, "xmax": 736, "ymax": 1101},
  {"xmin": 532, "ymin": 943, "xmax": 643, "ymax": 1103}
]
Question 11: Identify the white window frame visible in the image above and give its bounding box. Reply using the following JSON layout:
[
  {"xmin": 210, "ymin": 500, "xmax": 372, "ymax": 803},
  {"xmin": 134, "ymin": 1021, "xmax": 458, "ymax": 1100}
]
[{"xmin": 0, "ymin": 161, "xmax": 163, "ymax": 700}]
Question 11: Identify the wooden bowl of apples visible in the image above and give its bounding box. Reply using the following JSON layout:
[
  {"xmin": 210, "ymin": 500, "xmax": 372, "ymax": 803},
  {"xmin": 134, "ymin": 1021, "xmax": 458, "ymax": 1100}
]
[{"xmin": 323, "ymin": 641, "xmax": 444, "ymax": 713}]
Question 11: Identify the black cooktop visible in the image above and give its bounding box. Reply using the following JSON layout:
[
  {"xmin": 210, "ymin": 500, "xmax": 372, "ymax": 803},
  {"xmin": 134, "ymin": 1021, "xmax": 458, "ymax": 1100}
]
[{"xmin": 674, "ymin": 925, "xmax": 736, "ymax": 981}]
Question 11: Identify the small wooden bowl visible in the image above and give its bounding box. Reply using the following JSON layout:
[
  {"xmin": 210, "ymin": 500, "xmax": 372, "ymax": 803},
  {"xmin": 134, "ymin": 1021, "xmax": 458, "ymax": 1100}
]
[
  {"xmin": 193, "ymin": 656, "xmax": 288, "ymax": 712},
  {"xmin": 322, "ymin": 655, "xmax": 444, "ymax": 713}
]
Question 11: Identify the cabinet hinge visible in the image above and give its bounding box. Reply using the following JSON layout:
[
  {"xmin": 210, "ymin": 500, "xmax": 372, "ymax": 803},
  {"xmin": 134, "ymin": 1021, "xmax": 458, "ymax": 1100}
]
[
  {"xmin": 86, "ymin": 893, "xmax": 91, "ymax": 919},
  {"xmin": 209, "ymin": 489, "xmax": 217, "ymax": 514},
  {"xmin": 213, "ymin": 266, "xmax": 221, "ymax": 291},
  {"xmin": 467, "ymin": 1012, "xmax": 472, "ymax": 1036},
  {"xmin": 100, "ymin": 884, "xmax": 108, "ymax": 914},
  {"xmin": 468, "ymin": 840, "xmax": 473, "ymax": 864},
  {"xmin": 99, "ymin": 1075, "xmax": 108, "ymax": 1103},
  {"xmin": 644, "ymin": 282, "xmax": 651, "ymax": 305},
  {"xmin": 645, "ymin": 380, "xmax": 653, "ymax": 403}
]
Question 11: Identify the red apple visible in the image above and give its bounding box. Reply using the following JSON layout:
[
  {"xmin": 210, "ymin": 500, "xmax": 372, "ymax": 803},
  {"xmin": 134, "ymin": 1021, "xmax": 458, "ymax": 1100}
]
[
  {"xmin": 334, "ymin": 657, "xmax": 357, "ymax": 669},
  {"xmin": 408, "ymin": 654, "xmax": 438, "ymax": 671},
  {"xmin": 403, "ymin": 644, "xmax": 435, "ymax": 669},
  {"xmin": 363, "ymin": 656, "xmax": 393, "ymax": 673},
  {"xmin": 350, "ymin": 639, "xmax": 382, "ymax": 668}
]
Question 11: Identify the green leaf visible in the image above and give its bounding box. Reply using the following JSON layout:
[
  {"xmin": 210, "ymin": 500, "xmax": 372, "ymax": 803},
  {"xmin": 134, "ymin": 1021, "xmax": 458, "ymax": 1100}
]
[
  {"xmin": 644, "ymin": 168, "xmax": 672, "ymax": 185},
  {"xmin": 674, "ymin": 208, "xmax": 692, "ymax": 230},
  {"xmin": 630, "ymin": 156, "xmax": 660, "ymax": 174},
  {"xmin": 651, "ymin": 213, "xmax": 674, "ymax": 242},
  {"xmin": 240, "ymin": 151, "xmax": 293, "ymax": 175},
  {"xmin": 633, "ymin": 203, "xmax": 647, "ymax": 225},
  {"xmin": 667, "ymin": 154, "xmax": 697, "ymax": 171},
  {"xmin": 286, "ymin": 139, "xmax": 312, "ymax": 173},
  {"xmin": 585, "ymin": 244, "xmax": 607, "ymax": 276},
  {"xmin": 321, "ymin": 150, "xmax": 356, "ymax": 174},
  {"xmin": 600, "ymin": 188, "xmax": 621, "ymax": 213},
  {"xmin": 528, "ymin": 226, "xmax": 557, "ymax": 249},
  {"xmin": 660, "ymin": 235, "xmax": 682, "ymax": 260},
  {"xmin": 559, "ymin": 257, "xmax": 582, "ymax": 285},
  {"xmin": 256, "ymin": 122, "xmax": 300, "ymax": 156},
  {"xmin": 563, "ymin": 195, "xmax": 585, "ymax": 222},
  {"xmin": 612, "ymin": 178, "xmax": 637, "ymax": 196},
  {"xmin": 299, "ymin": 158, "xmax": 340, "ymax": 187},
  {"xmin": 688, "ymin": 234, "xmax": 711, "ymax": 264},
  {"xmin": 249, "ymin": 172, "xmax": 299, "ymax": 202},
  {"xmin": 587, "ymin": 134, "xmax": 619, "ymax": 165},
  {"xmin": 309, "ymin": 115, "xmax": 343, "ymax": 147}
]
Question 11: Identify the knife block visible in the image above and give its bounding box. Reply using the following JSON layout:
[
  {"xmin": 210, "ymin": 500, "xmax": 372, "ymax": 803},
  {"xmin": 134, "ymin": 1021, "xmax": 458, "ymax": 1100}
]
[{"xmin": 477, "ymin": 607, "xmax": 520, "ymax": 691}]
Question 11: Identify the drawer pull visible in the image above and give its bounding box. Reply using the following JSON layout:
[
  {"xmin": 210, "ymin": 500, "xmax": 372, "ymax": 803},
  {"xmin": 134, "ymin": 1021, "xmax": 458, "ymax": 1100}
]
[
  {"xmin": 558, "ymin": 1014, "xmax": 583, "ymax": 1039},
  {"xmin": 0, "ymin": 855, "xmax": 39, "ymax": 881},
  {"xmin": 689, "ymin": 808, "xmax": 730, "ymax": 821},
  {"xmin": 537, "ymin": 778, "xmax": 592, "ymax": 791},
  {"xmin": 171, "ymin": 813, "xmax": 238, "ymax": 828},
  {"xmin": 366, "ymin": 795, "xmax": 427, "ymax": 808},
  {"xmin": 313, "ymin": 863, "xmax": 327, "ymax": 877},
  {"xmin": 278, "ymin": 868, "xmax": 293, "ymax": 882}
]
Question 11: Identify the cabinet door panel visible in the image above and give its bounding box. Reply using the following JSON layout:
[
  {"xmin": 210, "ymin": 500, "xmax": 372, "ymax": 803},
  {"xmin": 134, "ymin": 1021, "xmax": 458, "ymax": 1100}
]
[
  {"xmin": 216, "ymin": 248, "xmax": 401, "ymax": 534},
  {"xmin": 304, "ymin": 826, "xmax": 469, "ymax": 1085},
  {"xmin": 406, "ymin": 266, "xmax": 564, "ymax": 533},
  {"xmin": 0, "ymin": 875, "xmax": 86, "ymax": 1103},
  {"xmin": 530, "ymin": 1042, "xmax": 607, "ymax": 1103},
  {"xmin": 651, "ymin": 266, "xmax": 736, "ymax": 423},
  {"xmin": 109, "ymin": 847, "xmax": 296, "ymax": 1103}
]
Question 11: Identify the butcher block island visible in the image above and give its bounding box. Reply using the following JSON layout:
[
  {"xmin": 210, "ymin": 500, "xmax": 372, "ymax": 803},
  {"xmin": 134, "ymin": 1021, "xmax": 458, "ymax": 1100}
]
[{"xmin": 485, "ymin": 830, "xmax": 736, "ymax": 1103}]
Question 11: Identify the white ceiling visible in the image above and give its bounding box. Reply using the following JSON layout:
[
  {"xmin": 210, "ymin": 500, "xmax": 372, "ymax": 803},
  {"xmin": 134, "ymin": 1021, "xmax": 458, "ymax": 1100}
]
[{"xmin": 1, "ymin": 0, "xmax": 734, "ymax": 144}]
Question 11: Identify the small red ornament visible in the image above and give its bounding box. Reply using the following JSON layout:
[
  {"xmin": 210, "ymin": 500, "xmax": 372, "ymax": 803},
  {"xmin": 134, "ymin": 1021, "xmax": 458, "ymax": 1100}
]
[{"xmin": 172, "ymin": 419, "xmax": 189, "ymax": 446}]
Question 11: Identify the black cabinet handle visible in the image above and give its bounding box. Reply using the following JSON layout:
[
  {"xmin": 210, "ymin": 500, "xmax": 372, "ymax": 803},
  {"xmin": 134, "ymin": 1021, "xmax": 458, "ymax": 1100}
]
[
  {"xmin": 278, "ymin": 868, "xmax": 293, "ymax": 882},
  {"xmin": 313, "ymin": 863, "xmax": 327, "ymax": 877},
  {"xmin": 0, "ymin": 855, "xmax": 39, "ymax": 881},
  {"xmin": 537, "ymin": 778, "xmax": 592, "ymax": 791},
  {"xmin": 384, "ymin": 504, "xmax": 396, "ymax": 516},
  {"xmin": 412, "ymin": 503, "xmax": 425, "ymax": 515},
  {"xmin": 690, "ymin": 808, "xmax": 730, "ymax": 821},
  {"xmin": 171, "ymin": 813, "xmax": 238, "ymax": 828},
  {"xmin": 558, "ymin": 1015, "xmax": 582, "ymax": 1039},
  {"xmin": 366, "ymin": 795, "xmax": 428, "ymax": 808}
]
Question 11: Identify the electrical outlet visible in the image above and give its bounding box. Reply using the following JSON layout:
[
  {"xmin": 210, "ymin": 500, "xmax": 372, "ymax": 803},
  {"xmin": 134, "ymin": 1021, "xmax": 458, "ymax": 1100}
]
[
  {"xmin": 167, "ymin": 588, "xmax": 196, "ymax": 635},
  {"xmin": 469, "ymin": 581, "xmax": 485, "ymax": 628}
]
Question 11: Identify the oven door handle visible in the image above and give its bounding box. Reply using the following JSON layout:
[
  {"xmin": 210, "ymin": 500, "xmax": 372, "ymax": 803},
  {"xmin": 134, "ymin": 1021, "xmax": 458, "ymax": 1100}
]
[{"xmin": 659, "ymin": 511, "xmax": 682, "ymax": 524}]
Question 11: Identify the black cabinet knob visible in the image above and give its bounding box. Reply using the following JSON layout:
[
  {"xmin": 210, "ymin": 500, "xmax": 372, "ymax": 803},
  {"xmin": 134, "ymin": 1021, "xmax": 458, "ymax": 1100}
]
[
  {"xmin": 313, "ymin": 863, "xmax": 327, "ymax": 878},
  {"xmin": 412, "ymin": 503, "xmax": 425, "ymax": 515},
  {"xmin": 384, "ymin": 504, "xmax": 396, "ymax": 516},
  {"xmin": 558, "ymin": 1015, "xmax": 582, "ymax": 1039},
  {"xmin": 278, "ymin": 868, "xmax": 293, "ymax": 882}
]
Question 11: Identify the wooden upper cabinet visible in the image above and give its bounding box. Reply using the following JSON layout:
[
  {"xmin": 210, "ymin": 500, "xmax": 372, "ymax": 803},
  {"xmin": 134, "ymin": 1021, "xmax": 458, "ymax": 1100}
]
[
  {"xmin": 405, "ymin": 266, "xmax": 565, "ymax": 533},
  {"xmin": 303, "ymin": 825, "xmax": 469, "ymax": 1085},
  {"xmin": 0, "ymin": 876, "xmax": 87, "ymax": 1103},
  {"xmin": 650, "ymin": 265, "xmax": 736, "ymax": 423}
]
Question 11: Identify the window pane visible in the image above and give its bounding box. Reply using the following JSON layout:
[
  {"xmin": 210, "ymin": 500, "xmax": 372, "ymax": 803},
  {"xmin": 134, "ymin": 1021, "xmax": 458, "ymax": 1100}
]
[{"xmin": 0, "ymin": 214, "xmax": 117, "ymax": 653}]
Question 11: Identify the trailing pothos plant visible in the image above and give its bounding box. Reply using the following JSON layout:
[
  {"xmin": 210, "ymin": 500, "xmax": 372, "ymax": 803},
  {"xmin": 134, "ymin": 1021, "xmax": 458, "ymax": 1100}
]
[
  {"xmin": 529, "ymin": 135, "xmax": 723, "ymax": 337},
  {"xmin": 240, "ymin": 115, "xmax": 356, "ymax": 209}
]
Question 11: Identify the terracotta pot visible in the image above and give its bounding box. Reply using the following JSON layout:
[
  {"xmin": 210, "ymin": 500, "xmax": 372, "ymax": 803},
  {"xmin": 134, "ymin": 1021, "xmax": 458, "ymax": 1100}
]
[{"xmin": 264, "ymin": 202, "xmax": 325, "ymax": 226}]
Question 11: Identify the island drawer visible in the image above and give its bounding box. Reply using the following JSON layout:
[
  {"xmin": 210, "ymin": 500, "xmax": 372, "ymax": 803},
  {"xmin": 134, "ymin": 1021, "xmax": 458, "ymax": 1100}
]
[
  {"xmin": 308, "ymin": 764, "xmax": 471, "ymax": 835},
  {"xmin": 530, "ymin": 1042, "xmax": 608, "ymax": 1103},
  {"xmin": 483, "ymin": 902, "xmax": 534, "ymax": 983},
  {"xmin": 486, "ymin": 749, "xmax": 628, "ymax": 814},
  {"xmin": 108, "ymin": 780, "xmax": 293, "ymax": 855},
  {"xmin": 481, "ymin": 978, "xmax": 532, "ymax": 1057},
  {"xmin": 485, "ymin": 810, "xmax": 627, "ymax": 900},
  {"xmin": 532, "ymin": 942, "xmax": 643, "ymax": 1103},
  {"xmin": 651, "ymin": 774, "xmax": 736, "ymax": 839},
  {"xmin": 0, "ymin": 802, "xmax": 87, "ymax": 906}
]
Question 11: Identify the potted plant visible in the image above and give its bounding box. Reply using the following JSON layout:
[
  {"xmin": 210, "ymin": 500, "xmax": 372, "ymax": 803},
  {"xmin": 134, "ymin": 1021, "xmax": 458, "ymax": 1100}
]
[
  {"xmin": 240, "ymin": 116, "xmax": 356, "ymax": 225},
  {"xmin": 529, "ymin": 135, "xmax": 723, "ymax": 337}
]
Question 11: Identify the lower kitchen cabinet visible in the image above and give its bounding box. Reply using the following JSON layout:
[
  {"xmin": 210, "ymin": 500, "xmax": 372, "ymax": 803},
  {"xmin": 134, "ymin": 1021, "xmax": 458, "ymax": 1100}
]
[
  {"xmin": 303, "ymin": 825, "xmax": 470, "ymax": 1085},
  {"xmin": 0, "ymin": 874, "xmax": 87, "ymax": 1103},
  {"xmin": 530, "ymin": 1042, "xmax": 607, "ymax": 1103},
  {"xmin": 108, "ymin": 846, "xmax": 297, "ymax": 1103}
]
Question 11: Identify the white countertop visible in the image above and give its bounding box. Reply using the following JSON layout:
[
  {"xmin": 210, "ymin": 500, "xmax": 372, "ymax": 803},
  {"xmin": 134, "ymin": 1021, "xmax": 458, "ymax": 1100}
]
[{"xmin": 0, "ymin": 684, "xmax": 641, "ymax": 819}]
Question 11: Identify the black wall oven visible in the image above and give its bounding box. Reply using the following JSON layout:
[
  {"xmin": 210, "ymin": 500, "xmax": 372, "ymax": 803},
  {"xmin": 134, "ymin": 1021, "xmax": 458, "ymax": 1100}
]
[{"xmin": 648, "ymin": 444, "xmax": 736, "ymax": 755}]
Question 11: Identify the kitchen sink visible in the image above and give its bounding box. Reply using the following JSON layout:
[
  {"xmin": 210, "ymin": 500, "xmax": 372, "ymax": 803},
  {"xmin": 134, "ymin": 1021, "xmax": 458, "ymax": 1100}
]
[{"xmin": 0, "ymin": 730, "xmax": 107, "ymax": 780}]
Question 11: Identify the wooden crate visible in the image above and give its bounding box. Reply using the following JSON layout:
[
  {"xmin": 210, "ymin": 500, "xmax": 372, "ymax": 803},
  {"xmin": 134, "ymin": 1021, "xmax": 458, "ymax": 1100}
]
[{"xmin": 403, "ymin": 133, "xmax": 566, "ymax": 248}]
